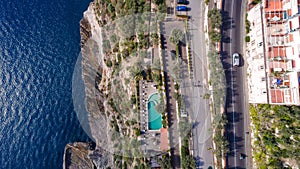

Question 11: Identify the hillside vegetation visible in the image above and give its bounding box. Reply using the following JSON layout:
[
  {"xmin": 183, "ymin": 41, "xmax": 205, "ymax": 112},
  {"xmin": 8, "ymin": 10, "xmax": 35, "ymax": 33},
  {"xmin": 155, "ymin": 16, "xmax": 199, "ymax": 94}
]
[{"xmin": 250, "ymin": 104, "xmax": 300, "ymax": 168}]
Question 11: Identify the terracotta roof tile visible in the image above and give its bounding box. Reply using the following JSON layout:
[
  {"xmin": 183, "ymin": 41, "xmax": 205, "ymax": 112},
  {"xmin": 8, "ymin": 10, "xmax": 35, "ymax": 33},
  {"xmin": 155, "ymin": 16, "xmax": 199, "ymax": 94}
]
[
  {"xmin": 265, "ymin": 0, "xmax": 283, "ymax": 12},
  {"xmin": 270, "ymin": 89, "xmax": 284, "ymax": 103},
  {"xmin": 160, "ymin": 128, "xmax": 169, "ymax": 151}
]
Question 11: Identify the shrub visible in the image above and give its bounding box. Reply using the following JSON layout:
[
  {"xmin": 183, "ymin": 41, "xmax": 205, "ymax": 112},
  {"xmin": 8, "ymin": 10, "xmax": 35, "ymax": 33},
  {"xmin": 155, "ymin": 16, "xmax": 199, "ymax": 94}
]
[
  {"xmin": 102, "ymin": 39, "xmax": 111, "ymax": 54},
  {"xmin": 174, "ymin": 83, "xmax": 180, "ymax": 91},
  {"xmin": 245, "ymin": 36, "xmax": 250, "ymax": 42},
  {"xmin": 181, "ymin": 137, "xmax": 196, "ymax": 168},
  {"xmin": 246, "ymin": 14, "xmax": 251, "ymax": 34},
  {"xmin": 208, "ymin": 8, "xmax": 222, "ymax": 29},
  {"xmin": 107, "ymin": 3, "xmax": 115, "ymax": 14},
  {"xmin": 130, "ymin": 95, "xmax": 136, "ymax": 105},
  {"xmin": 203, "ymin": 93, "xmax": 210, "ymax": 99},
  {"xmin": 175, "ymin": 45, "xmax": 179, "ymax": 58},
  {"xmin": 158, "ymin": 3, "xmax": 167, "ymax": 13},
  {"xmin": 134, "ymin": 128, "xmax": 140, "ymax": 136},
  {"xmin": 151, "ymin": 33, "xmax": 159, "ymax": 45},
  {"xmin": 209, "ymin": 31, "xmax": 221, "ymax": 43},
  {"xmin": 252, "ymin": 0, "xmax": 262, "ymax": 5},
  {"xmin": 105, "ymin": 59, "xmax": 113, "ymax": 67},
  {"xmin": 162, "ymin": 113, "xmax": 168, "ymax": 128}
]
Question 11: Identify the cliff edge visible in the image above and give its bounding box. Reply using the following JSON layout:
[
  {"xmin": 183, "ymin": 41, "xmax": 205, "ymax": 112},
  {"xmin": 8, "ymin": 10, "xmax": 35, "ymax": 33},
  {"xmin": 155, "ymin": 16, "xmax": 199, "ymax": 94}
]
[{"xmin": 63, "ymin": 2, "xmax": 113, "ymax": 169}]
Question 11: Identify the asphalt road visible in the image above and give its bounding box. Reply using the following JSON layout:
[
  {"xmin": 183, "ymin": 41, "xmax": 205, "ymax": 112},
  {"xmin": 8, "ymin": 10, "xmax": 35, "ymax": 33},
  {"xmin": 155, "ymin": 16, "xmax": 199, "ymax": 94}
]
[
  {"xmin": 181, "ymin": 0, "xmax": 214, "ymax": 168},
  {"xmin": 221, "ymin": 0, "xmax": 249, "ymax": 168}
]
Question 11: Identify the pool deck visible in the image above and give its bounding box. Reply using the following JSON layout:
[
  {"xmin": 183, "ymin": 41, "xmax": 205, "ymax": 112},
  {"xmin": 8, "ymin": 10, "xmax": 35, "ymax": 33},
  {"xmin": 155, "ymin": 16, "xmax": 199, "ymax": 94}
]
[
  {"xmin": 139, "ymin": 80, "xmax": 158, "ymax": 132},
  {"xmin": 139, "ymin": 80, "xmax": 170, "ymax": 154}
]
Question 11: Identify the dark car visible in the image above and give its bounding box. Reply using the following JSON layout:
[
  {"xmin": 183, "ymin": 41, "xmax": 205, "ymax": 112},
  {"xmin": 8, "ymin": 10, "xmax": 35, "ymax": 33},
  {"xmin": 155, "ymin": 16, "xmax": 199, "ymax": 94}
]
[
  {"xmin": 240, "ymin": 153, "xmax": 246, "ymax": 160},
  {"xmin": 177, "ymin": 0, "xmax": 188, "ymax": 5},
  {"xmin": 176, "ymin": 6, "xmax": 187, "ymax": 11}
]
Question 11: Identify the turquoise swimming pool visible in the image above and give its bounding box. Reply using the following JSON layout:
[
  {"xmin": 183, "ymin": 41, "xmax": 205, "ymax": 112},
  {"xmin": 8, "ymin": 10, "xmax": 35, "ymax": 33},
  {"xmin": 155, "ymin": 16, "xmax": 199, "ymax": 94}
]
[{"xmin": 148, "ymin": 93, "xmax": 162, "ymax": 130}]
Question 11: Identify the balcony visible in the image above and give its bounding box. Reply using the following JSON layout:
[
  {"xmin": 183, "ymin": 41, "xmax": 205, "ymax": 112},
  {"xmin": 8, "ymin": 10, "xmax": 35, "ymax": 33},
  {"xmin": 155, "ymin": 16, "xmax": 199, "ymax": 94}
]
[
  {"xmin": 267, "ymin": 35, "xmax": 286, "ymax": 46},
  {"xmin": 269, "ymin": 59, "xmax": 293, "ymax": 69},
  {"xmin": 267, "ymin": 46, "xmax": 287, "ymax": 59},
  {"xmin": 266, "ymin": 12, "xmax": 285, "ymax": 23},
  {"xmin": 269, "ymin": 72, "xmax": 290, "ymax": 89},
  {"xmin": 267, "ymin": 24, "xmax": 285, "ymax": 36},
  {"xmin": 265, "ymin": 0, "xmax": 283, "ymax": 13}
]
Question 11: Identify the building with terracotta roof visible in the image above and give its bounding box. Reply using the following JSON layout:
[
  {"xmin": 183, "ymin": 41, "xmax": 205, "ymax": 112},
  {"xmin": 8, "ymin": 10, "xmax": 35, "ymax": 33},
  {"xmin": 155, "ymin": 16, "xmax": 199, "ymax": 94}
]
[{"xmin": 247, "ymin": 0, "xmax": 300, "ymax": 105}]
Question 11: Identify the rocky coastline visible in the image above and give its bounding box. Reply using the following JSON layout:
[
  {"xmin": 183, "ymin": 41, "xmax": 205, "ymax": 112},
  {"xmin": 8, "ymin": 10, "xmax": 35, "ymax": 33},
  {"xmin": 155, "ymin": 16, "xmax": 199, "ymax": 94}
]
[
  {"xmin": 63, "ymin": 0, "xmax": 174, "ymax": 168},
  {"xmin": 63, "ymin": 2, "xmax": 114, "ymax": 168}
]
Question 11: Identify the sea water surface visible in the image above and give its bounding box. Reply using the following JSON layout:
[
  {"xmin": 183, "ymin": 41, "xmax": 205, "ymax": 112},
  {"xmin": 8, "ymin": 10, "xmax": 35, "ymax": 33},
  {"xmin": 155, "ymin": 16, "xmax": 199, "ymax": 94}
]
[{"xmin": 0, "ymin": 0, "xmax": 92, "ymax": 168}]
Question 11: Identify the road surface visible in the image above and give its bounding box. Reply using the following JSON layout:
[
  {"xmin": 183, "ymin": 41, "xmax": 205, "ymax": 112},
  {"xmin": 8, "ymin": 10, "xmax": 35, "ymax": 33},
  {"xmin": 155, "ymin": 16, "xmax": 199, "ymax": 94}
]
[
  {"xmin": 221, "ymin": 0, "xmax": 250, "ymax": 168},
  {"xmin": 182, "ymin": 0, "xmax": 214, "ymax": 168}
]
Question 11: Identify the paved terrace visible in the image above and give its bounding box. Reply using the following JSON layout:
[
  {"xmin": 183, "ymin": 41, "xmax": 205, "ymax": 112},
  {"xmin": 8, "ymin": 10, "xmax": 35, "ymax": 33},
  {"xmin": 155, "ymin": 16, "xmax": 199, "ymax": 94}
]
[
  {"xmin": 139, "ymin": 80, "xmax": 157, "ymax": 132},
  {"xmin": 139, "ymin": 80, "xmax": 170, "ymax": 156}
]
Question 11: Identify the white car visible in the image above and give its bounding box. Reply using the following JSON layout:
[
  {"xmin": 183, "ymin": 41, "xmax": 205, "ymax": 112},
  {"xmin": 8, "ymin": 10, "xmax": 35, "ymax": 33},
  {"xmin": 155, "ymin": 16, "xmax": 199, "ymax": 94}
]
[{"xmin": 232, "ymin": 53, "xmax": 240, "ymax": 67}]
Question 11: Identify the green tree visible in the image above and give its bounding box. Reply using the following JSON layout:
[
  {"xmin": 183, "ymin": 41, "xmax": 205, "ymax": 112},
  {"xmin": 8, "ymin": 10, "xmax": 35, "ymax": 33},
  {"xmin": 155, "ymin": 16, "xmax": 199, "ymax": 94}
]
[
  {"xmin": 209, "ymin": 31, "xmax": 221, "ymax": 42},
  {"xmin": 169, "ymin": 28, "xmax": 184, "ymax": 45},
  {"xmin": 153, "ymin": 0, "xmax": 164, "ymax": 5},
  {"xmin": 105, "ymin": 59, "xmax": 113, "ymax": 67},
  {"xmin": 158, "ymin": 3, "xmax": 167, "ymax": 13},
  {"xmin": 151, "ymin": 33, "xmax": 159, "ymax": 46},
  {"xmin": 107, "ymin": 3, "xmax": 115, "ymax": 14},
  {"xmin": 208, "ymin": 8, "xmax": 222, "ymax": 29}
]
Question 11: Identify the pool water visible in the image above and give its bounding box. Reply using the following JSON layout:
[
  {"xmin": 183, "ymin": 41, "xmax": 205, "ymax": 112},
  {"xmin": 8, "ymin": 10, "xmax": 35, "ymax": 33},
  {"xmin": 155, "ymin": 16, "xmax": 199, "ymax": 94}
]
[{"xmin": 148, "ymin": 93, "xmax": 162, "ymax": 130}]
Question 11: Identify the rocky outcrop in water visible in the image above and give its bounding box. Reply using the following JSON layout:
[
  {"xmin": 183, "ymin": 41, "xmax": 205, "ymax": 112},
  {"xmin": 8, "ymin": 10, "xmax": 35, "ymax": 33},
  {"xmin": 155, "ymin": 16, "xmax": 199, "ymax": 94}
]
[
  {"xmin": 63, "ymin": 142, "xmax": 112, "ymax": 169},
  {"xmin": 63, "ymin": 142, "xmax": 95, "ymax": 169}
]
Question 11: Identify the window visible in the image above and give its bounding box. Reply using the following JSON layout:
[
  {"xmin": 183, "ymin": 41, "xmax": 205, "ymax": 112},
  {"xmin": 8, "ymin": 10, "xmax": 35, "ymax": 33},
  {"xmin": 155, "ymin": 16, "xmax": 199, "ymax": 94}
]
[{"xmin": 260, "ymin": 65, "xmax": 264, "ymax": 69}]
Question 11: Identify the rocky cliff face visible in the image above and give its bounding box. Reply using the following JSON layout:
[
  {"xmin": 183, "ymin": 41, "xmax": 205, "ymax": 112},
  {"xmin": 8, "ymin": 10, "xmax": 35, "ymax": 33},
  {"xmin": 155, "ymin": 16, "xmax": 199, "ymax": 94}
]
[
  {"xmin": 63, "ymin": 2, "xmax": 113, "ymax": 169},
  {"xmin": 80, "ymin": 2, "xmax": 109, "ymax": 147},
  {"xmin": 63, "ymin": 142, "xmax": 95, "ymax": 169}
]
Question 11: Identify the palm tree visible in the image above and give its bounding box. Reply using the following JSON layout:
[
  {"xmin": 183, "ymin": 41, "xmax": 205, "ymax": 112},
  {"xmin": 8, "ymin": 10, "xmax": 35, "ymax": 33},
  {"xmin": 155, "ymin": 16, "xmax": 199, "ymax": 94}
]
[{"xmin": 169, "ymin": 28, "xmax": 184, "ymax": 45}]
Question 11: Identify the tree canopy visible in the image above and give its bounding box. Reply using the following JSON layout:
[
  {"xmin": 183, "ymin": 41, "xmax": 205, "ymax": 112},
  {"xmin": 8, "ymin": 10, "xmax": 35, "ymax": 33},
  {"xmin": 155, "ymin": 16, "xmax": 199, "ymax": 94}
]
[{"xmin": 169, "ymin": 28, "xmax": 184, "ymax": 45}]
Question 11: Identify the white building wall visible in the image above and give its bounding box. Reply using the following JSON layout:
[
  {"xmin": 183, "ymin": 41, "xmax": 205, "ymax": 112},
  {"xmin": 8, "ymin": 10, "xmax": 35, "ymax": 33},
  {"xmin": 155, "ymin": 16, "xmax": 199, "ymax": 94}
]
[
  {"xmin": 246, "ymin": 0, "xmax": 300, "ymax": 105},
  {"xmin": 291, "ymin": 17, "xmax": 299, "ymax": 30},
  {"xmin": 291, "ymin": 0, "xmax": 299, "ymax": 15},
  {"xmin": 247, "ymin": 3, "xmax": 268, "ymax": 104}
]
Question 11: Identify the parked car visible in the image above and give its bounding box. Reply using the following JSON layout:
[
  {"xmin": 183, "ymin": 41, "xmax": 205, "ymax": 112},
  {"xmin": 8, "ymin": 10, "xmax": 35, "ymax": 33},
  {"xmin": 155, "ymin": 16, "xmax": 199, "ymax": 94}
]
[
  {"xmin": 240, "ymin": 153, "xmax": 246, "ymax": 160},
  {"xmin": 177, "ymin": 0, "xmax": 188, "ymax": 5},
  {"xmin": 232, "ymin": 53, "xmax": 240, "ymax": 66},
  {"xmin": 176, "ymin": 6, "xmax": 187, "ymax": 11}
]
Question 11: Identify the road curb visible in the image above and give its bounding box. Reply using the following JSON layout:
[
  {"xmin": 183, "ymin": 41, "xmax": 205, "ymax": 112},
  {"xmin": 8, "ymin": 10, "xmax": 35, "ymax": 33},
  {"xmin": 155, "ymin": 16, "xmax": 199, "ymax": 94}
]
[{"xmin": 241, "ymin": 1, "xmax": 253, "ymax": 168}]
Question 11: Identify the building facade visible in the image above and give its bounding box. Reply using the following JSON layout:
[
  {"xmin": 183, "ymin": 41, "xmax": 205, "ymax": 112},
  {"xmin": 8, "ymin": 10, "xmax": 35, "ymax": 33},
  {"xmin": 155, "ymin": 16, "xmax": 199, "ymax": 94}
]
[{"xmin": 247, "ymin": 0, "xmax": 300, "ymax": 105}]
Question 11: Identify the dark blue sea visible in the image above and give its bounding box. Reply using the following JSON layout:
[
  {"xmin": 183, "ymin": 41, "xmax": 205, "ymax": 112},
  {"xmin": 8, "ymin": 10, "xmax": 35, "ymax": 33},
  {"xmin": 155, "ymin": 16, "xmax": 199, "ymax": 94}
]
[{"xmin": 0, "ymin": 0, "xmax": 92, "ymax": 168}]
